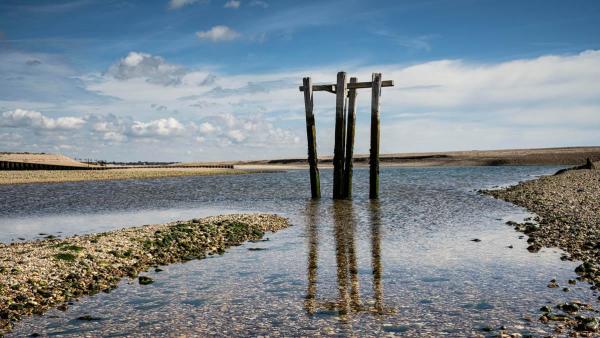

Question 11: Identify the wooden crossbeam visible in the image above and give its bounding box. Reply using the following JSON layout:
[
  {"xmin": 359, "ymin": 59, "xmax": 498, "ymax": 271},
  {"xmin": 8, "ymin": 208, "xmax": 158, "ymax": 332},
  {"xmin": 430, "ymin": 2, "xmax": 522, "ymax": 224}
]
[{"xmin": 299, "ymin": 80, "xmax": 394, "ymax": 92}]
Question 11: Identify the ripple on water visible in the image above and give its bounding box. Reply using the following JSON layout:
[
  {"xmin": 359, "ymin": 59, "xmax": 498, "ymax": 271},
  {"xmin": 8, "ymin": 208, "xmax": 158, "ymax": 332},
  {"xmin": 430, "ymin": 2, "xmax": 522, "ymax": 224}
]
[{"xmin": 3, "ymin": 166, "xmax": 594, "ymax": 336}]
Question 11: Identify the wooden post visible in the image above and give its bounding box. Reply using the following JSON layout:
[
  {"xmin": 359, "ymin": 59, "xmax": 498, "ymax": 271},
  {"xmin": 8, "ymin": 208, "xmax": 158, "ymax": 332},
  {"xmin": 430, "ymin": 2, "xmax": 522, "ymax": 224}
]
[
  {"xmin": 369, "ymin": 73, "xmax": 382, "ymax": 199},
  {"xmin": 303, "ymin": 77, "xmax": 321, "ymax": 198},
  {"xmin": 333, "ymin": 72, "xmax": 347, "ymax": 199},
  {"xmin": 342, "ymin": 77, "xmax": 357, "ymax": 198}
]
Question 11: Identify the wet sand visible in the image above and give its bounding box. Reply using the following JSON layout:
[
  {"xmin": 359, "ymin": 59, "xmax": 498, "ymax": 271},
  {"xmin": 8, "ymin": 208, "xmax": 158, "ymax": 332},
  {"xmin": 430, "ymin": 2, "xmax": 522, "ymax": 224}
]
[{"xmin": 0, "ymin": 214, "xmax": 288, "ymax": 334}]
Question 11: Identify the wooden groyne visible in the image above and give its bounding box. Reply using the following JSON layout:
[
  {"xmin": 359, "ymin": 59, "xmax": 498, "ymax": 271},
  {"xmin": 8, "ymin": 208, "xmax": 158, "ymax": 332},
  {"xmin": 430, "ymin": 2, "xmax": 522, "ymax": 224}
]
[{"xmin": 0, "ymin": 161, "xmax": 89, "ymax": 170}]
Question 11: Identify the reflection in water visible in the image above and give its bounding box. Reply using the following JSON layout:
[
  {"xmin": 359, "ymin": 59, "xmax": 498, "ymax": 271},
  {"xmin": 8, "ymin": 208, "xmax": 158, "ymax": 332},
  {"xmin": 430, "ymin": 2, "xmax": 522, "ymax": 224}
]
[
  {"xmin": 370, "ymin": 200, "xmax": 384, "ymax": 314},
  {"xmin": 305, "ymin": 199, "xmax": 385, "ymax": 317},
  {"xmin": 305, "ymin": 200, "xmax": 319, "ymax": 314}
]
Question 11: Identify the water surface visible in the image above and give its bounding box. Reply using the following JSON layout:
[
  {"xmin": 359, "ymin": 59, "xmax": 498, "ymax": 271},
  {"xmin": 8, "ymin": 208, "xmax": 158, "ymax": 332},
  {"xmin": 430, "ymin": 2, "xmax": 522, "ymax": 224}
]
[{"xmin": 1, "ymin": 167, "xmax": 594, "ymax": 336}]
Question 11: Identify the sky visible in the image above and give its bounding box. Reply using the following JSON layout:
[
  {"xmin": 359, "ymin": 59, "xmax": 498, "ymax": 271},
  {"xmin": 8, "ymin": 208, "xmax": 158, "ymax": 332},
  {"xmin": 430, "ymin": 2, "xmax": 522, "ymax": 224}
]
[{"xmin": 0, "ymin": 0, "xmax": 599, "ymax": 162}]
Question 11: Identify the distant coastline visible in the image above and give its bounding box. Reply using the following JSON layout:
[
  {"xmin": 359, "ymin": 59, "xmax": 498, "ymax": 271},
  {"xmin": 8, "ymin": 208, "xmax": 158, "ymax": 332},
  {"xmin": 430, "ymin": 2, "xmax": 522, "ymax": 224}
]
[
  {"xmin": 1, "ymin": 146, "xmax": 599, "ymax": 185},
  {"xmin": 228, "ymin": 146, "xmax": 600, "ymax": 169}
]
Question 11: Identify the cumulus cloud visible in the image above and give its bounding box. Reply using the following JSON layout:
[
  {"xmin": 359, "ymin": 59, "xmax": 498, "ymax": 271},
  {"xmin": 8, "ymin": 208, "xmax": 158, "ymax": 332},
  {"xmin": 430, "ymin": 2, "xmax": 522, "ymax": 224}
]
[
  {"xmin": 106, "ymin": 52, "xmax": 186, "ymax": 85},
  {"xmin": 224, "ymin": 0, "xmax": 240, "ymax": 9},
  {"xmin": 206, "ymin": 79, "xmax": 293, "ymax": 97},
  {"xmin": 227, "ymin": 129, "xmax": 246, "ymax": 142},
  {"xmin": 168, "ymin": 0, "xmax": 205, "ymax": 9},
  {"xmin": 197, "ymin": 113, "xmax": 299, "ymax": 147},
  {"xmin": 196, "ymin": 25, "xmax": 241, "ymax": 42},
  {"xmin": 198, "ymin": 122, "xmax": 217, "ymax": 134},
  {"xmin": 249, "ymin": 0, "xmax": 268, "ymax": 8},
  {"xmin": 103, "ymin": 131, "xmax": 128, "ymax": 142},
  {"xmin": 129, "ymin": 117, "xmax": 185, "ymax": 137},
  {"xmin": 1, "ymin": 109, "xmax": 85, "ymax": 130}
]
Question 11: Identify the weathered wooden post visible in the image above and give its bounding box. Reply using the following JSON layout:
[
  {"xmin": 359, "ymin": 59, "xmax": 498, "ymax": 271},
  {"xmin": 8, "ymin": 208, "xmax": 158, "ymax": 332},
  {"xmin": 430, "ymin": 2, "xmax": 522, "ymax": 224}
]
[
  {"xmin": 342, "ymin": 77, "xmax": 358, "ymax": 198},
  {"xmin": 302, "ymin": 77, "xmax": 321, "ymax": 199},
  {"xmin": 369, "ymin": 73, "xmax": 382, "ymax": 199},
  {"xmin": 300, "ymin": 73, "xmax": 392, "ymax": 199},
  {"xmin": 333, "ymin": 72, "xmax": 348, "ymax": 199}
]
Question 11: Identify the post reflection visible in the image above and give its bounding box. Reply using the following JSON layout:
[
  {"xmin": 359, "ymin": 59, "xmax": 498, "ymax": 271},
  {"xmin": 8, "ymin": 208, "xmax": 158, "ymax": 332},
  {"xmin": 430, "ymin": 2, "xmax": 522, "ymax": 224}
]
[
  {"xmin": 369, "ymin": 200, "xmax": 384, "ymax": 314},
  {"xmin": 304, "ymin": 199, "xmax": 386, "ymax": 317},
  {"xmin": 305, "ymin": 199, "xmax": 319, "ymax": 315}
]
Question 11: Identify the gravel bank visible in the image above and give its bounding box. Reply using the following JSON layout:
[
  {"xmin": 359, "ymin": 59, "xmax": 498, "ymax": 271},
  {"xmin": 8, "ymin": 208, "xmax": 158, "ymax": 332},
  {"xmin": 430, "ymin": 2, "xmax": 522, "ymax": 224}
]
[
  {"xmin": 0, "ymin": 168, "xmax": 270, "ymax": 185},
  {"xmin": 0, "ymin": 214, "xmax": 289, "ymax": 334},
  {"xmin": 485, "ymin": 168, "xmax": 600, "ymax": 335}
]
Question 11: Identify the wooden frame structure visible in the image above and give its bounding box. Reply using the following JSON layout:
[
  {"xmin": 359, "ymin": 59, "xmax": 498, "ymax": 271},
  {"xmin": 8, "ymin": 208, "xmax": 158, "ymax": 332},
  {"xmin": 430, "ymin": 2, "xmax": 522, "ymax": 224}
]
[{"xmin": 300, "ymin": 72, "xmax": 394, "ymax": 199}]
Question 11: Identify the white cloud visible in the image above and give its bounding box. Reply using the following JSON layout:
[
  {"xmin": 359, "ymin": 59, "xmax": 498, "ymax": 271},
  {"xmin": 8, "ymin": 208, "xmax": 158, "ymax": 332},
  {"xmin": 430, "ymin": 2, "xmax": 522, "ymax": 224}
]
[
  {"xmin": 103, "ymin": 131, "xmax": 127, "ymax": 142},
  {"xmin": 169, "ymin": 0, "xmax": 203, "ymax": 9},
  {"xmin": 1, "ymin": 109, "xmax": 85, "ymax": 130},
  {"xmin": 129, "ymin": 117, "xmax": 185, "ymax": 137},
  {"xmin": 227, "ymin": 129, "xmax": 246, "ymax": 142},
  {"xmin": 196, "ymin": 25, "xmax": 241, "ymax": 42},
  {"xmin": 249, "ymin": 0, "xmax": 268, "ymax": 8},
  {"xmin": 106, "ymin": 52, "xmax": 186, "ymax": 85},
  {"xmin": 224, "ymin": 0, "xmax": 240, "ymax": 9},
  {"xmin": 198, "ymin": 122, "xmax": 217, "ymax": 133}
]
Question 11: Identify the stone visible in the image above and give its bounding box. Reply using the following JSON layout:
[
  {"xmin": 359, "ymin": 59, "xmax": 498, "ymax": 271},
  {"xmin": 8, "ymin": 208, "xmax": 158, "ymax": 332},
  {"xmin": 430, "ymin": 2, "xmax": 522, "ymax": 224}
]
[{"xmin": 138, "ymin": 276, "xmax": 154, "ymax": 285}]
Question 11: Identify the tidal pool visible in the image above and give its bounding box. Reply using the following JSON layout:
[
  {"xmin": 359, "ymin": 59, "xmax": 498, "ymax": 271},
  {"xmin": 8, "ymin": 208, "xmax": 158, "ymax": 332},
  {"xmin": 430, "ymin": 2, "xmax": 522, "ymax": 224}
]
[{"xmin": 1, "ymin": 167, "xmax": 595, "ymax": 336}]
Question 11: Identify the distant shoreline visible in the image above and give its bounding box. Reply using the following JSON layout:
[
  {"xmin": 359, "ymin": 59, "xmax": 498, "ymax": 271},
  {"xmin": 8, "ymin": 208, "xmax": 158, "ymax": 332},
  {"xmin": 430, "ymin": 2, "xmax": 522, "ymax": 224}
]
[
  {"xmin": 2, "ymin": 147, "xmax": 599, "ymax": 184},
  {"xmin": 231, "ymin": 146, "xmax": 600, "ymax": 168}
]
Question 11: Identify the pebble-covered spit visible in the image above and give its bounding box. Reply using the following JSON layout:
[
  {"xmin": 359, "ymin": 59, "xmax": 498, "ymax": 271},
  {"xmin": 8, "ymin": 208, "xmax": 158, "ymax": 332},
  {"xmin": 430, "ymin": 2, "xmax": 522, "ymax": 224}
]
[
  {"xmin": 486, "ymin": 168, "xmax": 600, "ymax": 335},
  {"xmin": 0, "ymin": 167, "xmax": 259, "ymax": 185},
  {"xmin": 0, "ymin": 214, "xmax": 288, "ymax": 334}
]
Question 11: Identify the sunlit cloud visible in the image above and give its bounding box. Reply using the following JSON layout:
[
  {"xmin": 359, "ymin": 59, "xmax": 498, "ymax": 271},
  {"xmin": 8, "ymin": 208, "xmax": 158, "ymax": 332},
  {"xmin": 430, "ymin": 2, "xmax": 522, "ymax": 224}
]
[{"xmin": 196, "ymin": 25, "xmax": 241, "ymax": 42}]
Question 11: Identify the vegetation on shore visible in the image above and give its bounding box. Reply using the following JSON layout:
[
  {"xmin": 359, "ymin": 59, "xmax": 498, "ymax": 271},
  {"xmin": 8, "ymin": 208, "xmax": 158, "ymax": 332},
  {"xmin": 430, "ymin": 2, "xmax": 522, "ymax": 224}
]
[
  {"xmin": 0, "ymin": 214, "xmax": 289, "ymax": 334},
  {"xmin": 485, "ymin": 167, "xmax": 600, "ymax": 335}
]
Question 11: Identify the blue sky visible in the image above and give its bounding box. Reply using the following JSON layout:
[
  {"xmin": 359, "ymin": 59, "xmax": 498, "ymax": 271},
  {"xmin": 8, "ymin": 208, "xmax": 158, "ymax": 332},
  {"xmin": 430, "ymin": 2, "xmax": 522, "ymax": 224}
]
[{"xmin": 1, "ymin": 0, "xmax": 599, "ymax": 161}]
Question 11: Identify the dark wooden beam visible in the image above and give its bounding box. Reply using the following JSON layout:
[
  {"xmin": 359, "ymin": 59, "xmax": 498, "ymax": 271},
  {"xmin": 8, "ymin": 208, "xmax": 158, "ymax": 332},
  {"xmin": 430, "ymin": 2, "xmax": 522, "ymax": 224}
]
[{"xmin": 299, "ymin": 80, "xmax": 393, "ymax": 92}]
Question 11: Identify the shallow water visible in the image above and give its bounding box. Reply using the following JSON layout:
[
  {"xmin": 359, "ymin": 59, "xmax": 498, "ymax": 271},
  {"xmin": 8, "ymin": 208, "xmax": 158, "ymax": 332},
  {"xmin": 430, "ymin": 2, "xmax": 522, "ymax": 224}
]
[{"xmin": 1, "ymin": 167, "xmax": 596, "ymax": 336}]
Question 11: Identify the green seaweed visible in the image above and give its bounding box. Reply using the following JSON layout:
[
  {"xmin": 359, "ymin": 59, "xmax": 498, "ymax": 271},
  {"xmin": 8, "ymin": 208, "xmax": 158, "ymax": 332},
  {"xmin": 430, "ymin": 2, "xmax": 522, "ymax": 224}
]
[{"xmin": 53, "ymin": 253, "xmax": 76, "ymax": 262}]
